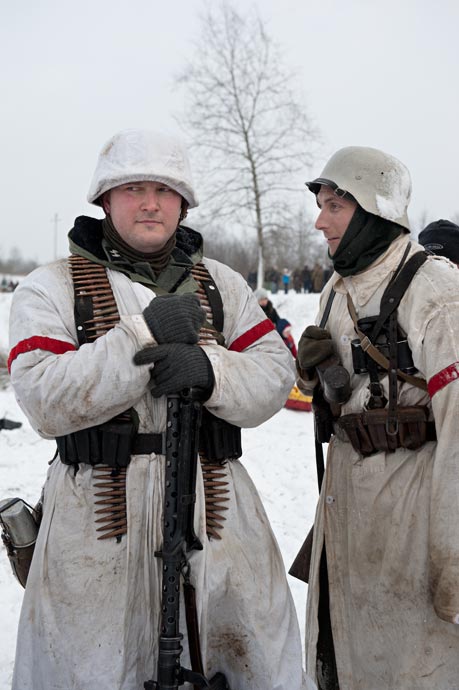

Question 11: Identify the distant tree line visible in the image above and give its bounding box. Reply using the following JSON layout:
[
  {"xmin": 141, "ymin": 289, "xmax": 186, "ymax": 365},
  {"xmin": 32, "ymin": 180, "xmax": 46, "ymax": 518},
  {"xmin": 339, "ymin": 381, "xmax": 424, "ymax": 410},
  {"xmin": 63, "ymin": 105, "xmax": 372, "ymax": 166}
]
[
  {"xmin": 197, "ymin": 205, "xmax": 331, "ymax": 282},
  {"xmin": 0, "ymin": 247, "xmax": 38, "ymax": 275}
]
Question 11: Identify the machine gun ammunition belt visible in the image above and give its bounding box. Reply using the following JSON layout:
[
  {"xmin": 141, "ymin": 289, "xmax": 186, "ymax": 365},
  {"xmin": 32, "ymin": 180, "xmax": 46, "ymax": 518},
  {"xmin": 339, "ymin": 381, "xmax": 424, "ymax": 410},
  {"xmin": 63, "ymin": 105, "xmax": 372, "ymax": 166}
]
[
  {"xmin": 68, "ymin": 255, "xmax": 231, "ymax": 541},
  {"xmin": 190, "ymin": 262, "xmax": 230, "ymax": 540},
  {"xmin": 69, "ymin": 255, "xmax": 131, "ymax": 541}
]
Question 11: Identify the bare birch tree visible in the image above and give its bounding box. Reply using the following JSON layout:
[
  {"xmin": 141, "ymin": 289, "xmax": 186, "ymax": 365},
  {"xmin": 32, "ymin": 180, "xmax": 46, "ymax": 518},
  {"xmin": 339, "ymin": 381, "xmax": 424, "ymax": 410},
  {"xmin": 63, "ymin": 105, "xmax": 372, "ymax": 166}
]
[{"xmin": 177, "ymin": 2, "xmax": 319, "ymax": 288}]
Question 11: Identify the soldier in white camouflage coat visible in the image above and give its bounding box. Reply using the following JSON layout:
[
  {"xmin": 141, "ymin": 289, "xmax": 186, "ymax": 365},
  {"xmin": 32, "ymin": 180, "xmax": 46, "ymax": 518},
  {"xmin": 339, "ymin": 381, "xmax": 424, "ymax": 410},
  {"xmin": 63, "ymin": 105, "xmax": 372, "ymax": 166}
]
[
  {"xmin": 297, "ymin": 146, "xmax": 459, "ymax": 690},
  {"xmin": 8, "ymin": 129, "xmax": 305, "ymax": 690}
]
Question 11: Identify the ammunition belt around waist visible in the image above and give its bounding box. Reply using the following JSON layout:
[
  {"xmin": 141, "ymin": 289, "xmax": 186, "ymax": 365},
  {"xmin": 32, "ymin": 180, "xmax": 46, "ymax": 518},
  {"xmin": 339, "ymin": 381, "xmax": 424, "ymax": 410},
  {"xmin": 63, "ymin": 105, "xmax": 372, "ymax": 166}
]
[{"xmin": 336, "ymin": 405, "xmax": 436, "ymax": 457}]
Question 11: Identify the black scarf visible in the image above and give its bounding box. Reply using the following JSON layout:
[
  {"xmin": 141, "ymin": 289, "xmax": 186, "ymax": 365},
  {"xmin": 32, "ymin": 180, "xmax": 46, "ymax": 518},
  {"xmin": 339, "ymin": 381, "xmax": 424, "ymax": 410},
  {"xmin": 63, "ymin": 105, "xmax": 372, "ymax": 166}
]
[
  {"xmin": 101, "ymin": 215, "xmax": 176, "ymax": 276},
  {"xmin": 331, "ymin": 207, "xmax": 404, "ymax": 277}
]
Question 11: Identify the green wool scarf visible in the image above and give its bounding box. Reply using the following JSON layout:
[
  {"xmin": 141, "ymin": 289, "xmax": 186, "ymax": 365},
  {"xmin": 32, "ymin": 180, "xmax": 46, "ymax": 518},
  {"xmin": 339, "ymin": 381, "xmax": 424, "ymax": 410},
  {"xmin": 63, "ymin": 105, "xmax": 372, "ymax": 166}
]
[{"xmin": 331, "ymin": 207, "xmax": 404, "ymax": 277}]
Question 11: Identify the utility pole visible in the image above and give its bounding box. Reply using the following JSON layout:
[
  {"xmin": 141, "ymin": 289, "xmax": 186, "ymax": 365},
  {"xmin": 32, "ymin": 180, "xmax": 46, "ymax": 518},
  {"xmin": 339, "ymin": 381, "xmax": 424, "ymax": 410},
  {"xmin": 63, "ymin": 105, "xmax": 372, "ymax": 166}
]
[{"xmin": 51, "ymin": 213, "xmax": 61, "ymax": 260}]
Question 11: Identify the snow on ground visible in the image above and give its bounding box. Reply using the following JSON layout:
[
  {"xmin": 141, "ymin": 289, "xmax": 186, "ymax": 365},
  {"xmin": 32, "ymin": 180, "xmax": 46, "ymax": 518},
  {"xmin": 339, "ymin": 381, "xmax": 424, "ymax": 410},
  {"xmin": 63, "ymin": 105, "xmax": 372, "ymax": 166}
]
[
  {"xmin": 0, "ymin": 288, "xmax": 321, "ymax": 688},
  {"xmin": 0, "ymin": 293, "xmax": 12, "ymax": 355}
]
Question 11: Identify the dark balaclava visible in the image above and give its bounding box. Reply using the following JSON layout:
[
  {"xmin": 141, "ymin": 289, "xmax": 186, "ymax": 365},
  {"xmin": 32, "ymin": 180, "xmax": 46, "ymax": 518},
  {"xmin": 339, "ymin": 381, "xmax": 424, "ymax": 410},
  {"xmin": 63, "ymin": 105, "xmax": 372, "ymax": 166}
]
[{"xmin": 331, "ymin": 204, "xmax": 404, "ymax": 277}]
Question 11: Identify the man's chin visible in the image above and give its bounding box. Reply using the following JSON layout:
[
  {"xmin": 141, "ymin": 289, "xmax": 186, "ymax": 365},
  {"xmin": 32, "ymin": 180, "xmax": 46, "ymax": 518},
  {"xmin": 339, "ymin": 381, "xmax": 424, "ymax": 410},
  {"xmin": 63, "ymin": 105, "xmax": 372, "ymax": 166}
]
[
  {"xmin": 328, "ymin": 240, "xmax": 341, "ymax": 257},
  {"xmin": 128, "ymin": 238, "xmax": 164, "ymax": 254}
]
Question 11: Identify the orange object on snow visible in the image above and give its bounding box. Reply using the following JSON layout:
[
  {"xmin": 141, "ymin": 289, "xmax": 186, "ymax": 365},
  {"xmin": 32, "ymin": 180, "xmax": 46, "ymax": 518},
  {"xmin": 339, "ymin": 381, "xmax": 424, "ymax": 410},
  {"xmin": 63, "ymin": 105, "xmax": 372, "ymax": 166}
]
[{"xmin": 285, "ymin": 384, "xmax": 312, "ymax": 411}]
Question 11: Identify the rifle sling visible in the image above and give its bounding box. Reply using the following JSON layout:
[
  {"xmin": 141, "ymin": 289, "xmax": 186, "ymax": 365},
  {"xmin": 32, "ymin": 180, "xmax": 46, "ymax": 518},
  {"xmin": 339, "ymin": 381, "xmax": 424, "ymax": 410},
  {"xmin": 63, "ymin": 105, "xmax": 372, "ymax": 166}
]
[{"xmin": 184, "ymin": 580, "xmax": 206, "ymax": 688}]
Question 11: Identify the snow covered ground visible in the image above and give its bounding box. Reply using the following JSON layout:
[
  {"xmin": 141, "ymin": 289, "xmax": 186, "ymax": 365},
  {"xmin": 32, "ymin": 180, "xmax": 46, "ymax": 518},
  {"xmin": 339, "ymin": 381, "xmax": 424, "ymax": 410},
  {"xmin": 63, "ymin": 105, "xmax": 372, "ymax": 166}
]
[{"xmin": 0, "ymin": 288, "xmax": 321, "ymax": 688}]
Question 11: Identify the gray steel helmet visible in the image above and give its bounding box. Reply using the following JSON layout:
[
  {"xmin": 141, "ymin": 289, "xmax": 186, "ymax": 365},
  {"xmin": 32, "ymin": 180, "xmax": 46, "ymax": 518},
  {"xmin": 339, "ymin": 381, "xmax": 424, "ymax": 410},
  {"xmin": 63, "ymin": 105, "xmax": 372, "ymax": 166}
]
[
  {"xmin": 87, "ymin": 129, "xmax": 199, "ymax": 208},
  {"xmin": 306, "ymin": 146, "xmax": 411, "ymax": 231}
]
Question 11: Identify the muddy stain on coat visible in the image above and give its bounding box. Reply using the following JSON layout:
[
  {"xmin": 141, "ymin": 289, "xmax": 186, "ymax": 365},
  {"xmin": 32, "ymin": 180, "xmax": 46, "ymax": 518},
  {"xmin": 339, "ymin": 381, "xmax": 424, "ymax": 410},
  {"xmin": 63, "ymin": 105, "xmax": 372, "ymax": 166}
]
[{"xmin": 208, "ymin": 630, "xmax": 252, "ymax": 679}]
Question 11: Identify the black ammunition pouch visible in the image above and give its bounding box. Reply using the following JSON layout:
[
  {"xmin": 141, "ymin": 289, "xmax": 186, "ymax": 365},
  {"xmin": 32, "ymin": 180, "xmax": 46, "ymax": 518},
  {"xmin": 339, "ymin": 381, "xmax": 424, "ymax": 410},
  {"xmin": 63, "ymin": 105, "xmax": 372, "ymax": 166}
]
[
  {"xmin": 337, "ymin": 406, "xmax": 436, "ymax": 457},
  {"xmin": 56, "ymin": 419, "xmax": 135, "ymax": 469},
  {"xmin": 199, "ymin": 407, "xmax": 242, "ymax": 462},
  {"xmin": 56, "ymin": 417, "xmax": 143, "ymax": 469}
]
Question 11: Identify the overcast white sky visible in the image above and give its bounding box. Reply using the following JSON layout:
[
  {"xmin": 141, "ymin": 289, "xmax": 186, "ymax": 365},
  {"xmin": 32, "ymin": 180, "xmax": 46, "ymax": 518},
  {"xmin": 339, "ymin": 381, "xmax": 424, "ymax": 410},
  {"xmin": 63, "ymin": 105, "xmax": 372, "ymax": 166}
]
[{"xmin": 1, "ymin": 0, "xmax": 458, "ymax": 264}]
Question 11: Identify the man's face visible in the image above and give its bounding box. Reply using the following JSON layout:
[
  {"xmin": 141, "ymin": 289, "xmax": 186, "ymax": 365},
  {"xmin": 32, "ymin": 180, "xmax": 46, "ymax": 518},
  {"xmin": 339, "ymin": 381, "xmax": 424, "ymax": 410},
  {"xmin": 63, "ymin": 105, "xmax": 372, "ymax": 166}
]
[
  {"xmin": 315, "ymin": 185, "xmax": 358, "ymax": 256},
  {"xmin": 103, "ymin": 181, "xmax": 183, "ymax": 253}
]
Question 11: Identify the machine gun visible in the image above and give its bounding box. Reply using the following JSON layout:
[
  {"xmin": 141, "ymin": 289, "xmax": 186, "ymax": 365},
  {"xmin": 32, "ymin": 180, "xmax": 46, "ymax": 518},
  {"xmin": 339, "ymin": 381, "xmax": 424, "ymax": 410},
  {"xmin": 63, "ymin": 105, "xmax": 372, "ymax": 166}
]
[{"xmin": 144, "ymin": 388, "xmax": 230, "ymax": 690}]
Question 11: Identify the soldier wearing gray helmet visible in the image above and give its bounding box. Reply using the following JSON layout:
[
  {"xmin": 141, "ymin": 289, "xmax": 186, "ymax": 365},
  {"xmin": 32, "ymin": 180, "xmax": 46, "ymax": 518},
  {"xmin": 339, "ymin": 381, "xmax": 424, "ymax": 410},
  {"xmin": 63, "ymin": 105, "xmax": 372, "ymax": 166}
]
[{"xmin": 295, "ymin": 146, "xmax": 459, "ymax": 689}]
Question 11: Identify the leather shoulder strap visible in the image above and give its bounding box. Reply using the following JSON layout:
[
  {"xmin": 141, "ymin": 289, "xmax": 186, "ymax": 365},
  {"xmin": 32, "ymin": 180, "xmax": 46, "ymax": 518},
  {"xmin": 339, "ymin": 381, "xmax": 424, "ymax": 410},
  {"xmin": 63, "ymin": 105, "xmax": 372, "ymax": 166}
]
[
  {"xmin": 371, "ymin": 250, "xmax": 428, "ymax": 340},
  {"xmin": 319, "ymin": 288, "xmax": 336, "ymax": 329}
]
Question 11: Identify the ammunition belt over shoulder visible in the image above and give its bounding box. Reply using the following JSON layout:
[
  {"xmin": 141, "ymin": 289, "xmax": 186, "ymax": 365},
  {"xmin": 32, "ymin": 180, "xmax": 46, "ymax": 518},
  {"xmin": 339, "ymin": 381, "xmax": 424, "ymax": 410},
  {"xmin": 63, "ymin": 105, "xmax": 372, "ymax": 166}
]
[{"xmin": 66, "ymin": 254, "xmax": 236, "ymax": 540}]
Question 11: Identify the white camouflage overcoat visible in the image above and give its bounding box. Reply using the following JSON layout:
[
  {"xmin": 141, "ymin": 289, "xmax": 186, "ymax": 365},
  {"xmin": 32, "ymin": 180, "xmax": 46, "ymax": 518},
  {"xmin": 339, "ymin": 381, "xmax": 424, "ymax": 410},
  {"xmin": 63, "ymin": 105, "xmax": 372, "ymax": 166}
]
[
  {"xmin": 8, "ymin": 254, "xmax": 304, "ymax": 690},
  {"xmin": 303, "ymin": 234, "xmax": 459, "ymax": 690}
]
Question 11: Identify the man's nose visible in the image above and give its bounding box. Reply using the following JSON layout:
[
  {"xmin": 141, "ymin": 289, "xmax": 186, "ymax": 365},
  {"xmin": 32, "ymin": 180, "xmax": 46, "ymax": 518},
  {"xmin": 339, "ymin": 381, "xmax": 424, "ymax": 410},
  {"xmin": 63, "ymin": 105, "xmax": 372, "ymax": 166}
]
[
  {"xmin": 315, "ymin": 209, "xmax": 327, "ymax": 231},
  {"xmin": 141, "ymin": 190, "xmax": 160, "ymax": 210}
]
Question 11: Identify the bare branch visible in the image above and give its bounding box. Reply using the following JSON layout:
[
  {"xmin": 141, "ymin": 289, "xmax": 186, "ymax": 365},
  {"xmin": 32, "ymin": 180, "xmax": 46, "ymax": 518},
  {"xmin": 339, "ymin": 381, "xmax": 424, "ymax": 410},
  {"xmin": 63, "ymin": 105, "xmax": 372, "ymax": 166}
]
[{"xmin": 176, "ymin": 1, "xmax": 321, "ymax": 288}]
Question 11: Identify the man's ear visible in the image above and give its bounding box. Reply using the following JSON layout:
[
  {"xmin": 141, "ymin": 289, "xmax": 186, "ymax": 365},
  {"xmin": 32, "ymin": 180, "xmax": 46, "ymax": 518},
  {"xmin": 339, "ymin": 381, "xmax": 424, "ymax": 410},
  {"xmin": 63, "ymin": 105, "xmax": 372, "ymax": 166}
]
[{"xmin": 101, "ymin": 192, "xmax": 110, "ymax": 215}]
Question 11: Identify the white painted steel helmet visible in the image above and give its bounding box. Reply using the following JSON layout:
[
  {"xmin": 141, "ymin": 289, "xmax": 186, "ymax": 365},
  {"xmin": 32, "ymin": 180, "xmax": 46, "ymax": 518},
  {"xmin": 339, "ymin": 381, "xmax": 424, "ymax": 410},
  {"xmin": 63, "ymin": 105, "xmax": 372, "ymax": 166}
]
[
  {"xmin": 306, "ymin": 146, "xmax": 411, "ymax": 231},
  {"xmin": 87, "ymin": 129, "xmax": 199, "ymax": 208}
]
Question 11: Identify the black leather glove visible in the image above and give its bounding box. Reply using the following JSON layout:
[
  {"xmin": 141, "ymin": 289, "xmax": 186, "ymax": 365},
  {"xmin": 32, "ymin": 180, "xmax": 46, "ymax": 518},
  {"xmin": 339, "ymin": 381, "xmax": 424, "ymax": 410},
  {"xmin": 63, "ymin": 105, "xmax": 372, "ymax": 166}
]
[
  {"xmin": 143, "ymin": 294, "xmax": 206, "ymax": 344},
  {"xmin": 297, "ymin": 325, "xmax": 334, "ymax": 372},
  {"xmin": 134, "ymin": 343, "xmax": 215, "ymax": 399}
]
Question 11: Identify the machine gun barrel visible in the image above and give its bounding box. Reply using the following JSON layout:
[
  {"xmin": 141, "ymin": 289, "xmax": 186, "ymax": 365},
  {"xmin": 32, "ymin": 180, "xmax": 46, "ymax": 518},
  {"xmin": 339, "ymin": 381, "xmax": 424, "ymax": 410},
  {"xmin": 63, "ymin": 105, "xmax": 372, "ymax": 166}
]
[{"xmin": 144, "ymin": 389, "xmax": 231, "ymax": 690}]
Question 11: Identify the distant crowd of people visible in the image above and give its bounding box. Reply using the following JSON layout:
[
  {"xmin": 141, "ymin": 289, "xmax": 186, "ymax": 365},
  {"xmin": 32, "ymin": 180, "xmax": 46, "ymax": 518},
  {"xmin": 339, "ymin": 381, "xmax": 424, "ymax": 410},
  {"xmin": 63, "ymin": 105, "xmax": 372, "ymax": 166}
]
[
  {"xmin": 1, "ymin": 277, "xmax": 19, "ymax": 292},
  {"xmin": 246, "ymin": 222, "xmax": 459, "ymax": 297},
  {"xmin": 247, "ymin": 262, "xmax": 333, "ymax": 294}
]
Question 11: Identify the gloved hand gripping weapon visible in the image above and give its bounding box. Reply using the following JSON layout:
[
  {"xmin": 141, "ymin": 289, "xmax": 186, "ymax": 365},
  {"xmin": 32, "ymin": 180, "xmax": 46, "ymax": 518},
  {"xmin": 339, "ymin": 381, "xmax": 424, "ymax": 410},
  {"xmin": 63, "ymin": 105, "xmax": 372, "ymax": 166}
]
[{"xmin": 144, "ymin": 388, "xmax": 230, "ymax": 690}]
